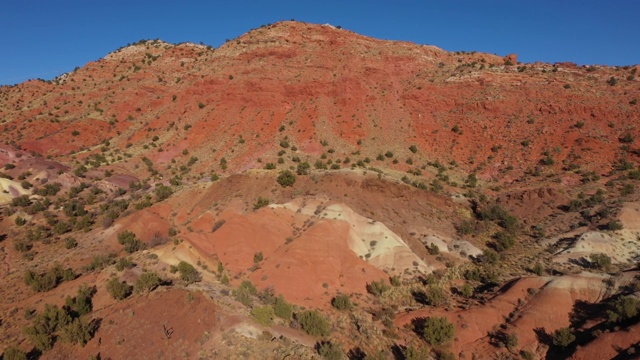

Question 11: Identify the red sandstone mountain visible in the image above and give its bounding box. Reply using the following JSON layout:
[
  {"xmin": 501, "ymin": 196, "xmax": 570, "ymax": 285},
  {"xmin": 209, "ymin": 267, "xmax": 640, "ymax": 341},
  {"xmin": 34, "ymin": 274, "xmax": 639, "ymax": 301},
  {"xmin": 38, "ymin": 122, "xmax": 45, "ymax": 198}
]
[{"xmin": 0, "ymin": 21, "xmax": 639, "ymax": 359}]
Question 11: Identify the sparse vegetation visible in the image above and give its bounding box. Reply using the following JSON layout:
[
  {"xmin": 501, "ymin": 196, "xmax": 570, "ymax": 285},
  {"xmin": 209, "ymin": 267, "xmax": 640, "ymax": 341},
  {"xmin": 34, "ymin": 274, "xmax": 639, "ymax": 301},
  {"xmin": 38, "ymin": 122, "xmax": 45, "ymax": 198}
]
[
  {"xmin": 551, "ymin": 327, "xmax": 576, "ymax": 347},
  {"xmin": 418, "ymin": 316, "xmax": 455, "ymax": 345},
  {"xmin": 134, "ymin": 272, "xmax": 161, "ymax": 294},
  {"xmin": 276, "ymin": 170, "xmax": 296, "ymax": 187},
  {"xmin": 297, "ymin": 310, "xmax": 331, "ymax": 337},
  {"xmin": 106, "ymin": 277, "xmax": 133, "ymax": 300},
  {"xmin": 331, "ymin": 294, "xmax": 352, "ymax": 310}
]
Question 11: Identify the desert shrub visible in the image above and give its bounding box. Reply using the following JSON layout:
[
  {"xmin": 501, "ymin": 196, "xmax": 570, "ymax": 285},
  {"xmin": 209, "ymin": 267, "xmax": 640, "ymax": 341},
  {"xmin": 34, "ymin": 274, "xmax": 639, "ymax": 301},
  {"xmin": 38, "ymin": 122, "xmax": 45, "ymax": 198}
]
[
  {"xmin": 2, "ymin": 346, "xmax": 28, "ymax": 360},
  {"xmin": 234, "ymin": 280, "xmax": 257, "ymax": 306},
  {"xmin": 115, "ymin": 257, "xmax": 134, "ymax": 271},
  {"xmin": 154, "ymin": 184, "xmax": 173, "ymax": 201},
  {"xmin": 14, "ymin": 240, "xmax": 32, "ymax": 252},
  {"xmin": 460, "ymin": 283, "xmax": 474, "ymax": 298},
  {"xmin": 24, "ymin": 304, "xmax": 70, "ymax": 351},
  {"xmin": 424, "ymin": 286, "xmax": 448, "ymax": 307},
  {"xmin": 177, "ymin": 261, "xmax": 200, "ymax": 284},
  {"xmin": 409, "ymin": 144, "xmax": 418, "ymax": 153},
  {"xmin": 254, "ymin": 197, "xmax": 270, "ymax": 210},
  {"xmin": 64, "ymin": 237, "xmax": 78, "ymax": 249},
  {"xmin": 551, "ymin": 327, "xmax": 575, "ymax": 347},
  {"xmin": 505, "ymin": 332, "xmax": 518, "ymax": 350},
  {"xmin": 606, "ymin": 220, "xmax": 624, "ymax": 231},
  {"xmin": 589, "ymin": 253, "xmax": 612, "ymax": 271},
  {"xmin": 59, "ymin": 316, "xmax": 96, "ymax": 346},
  {"xmin": 52, "ymin": 220, "xmax": 71, "ymax": 235},
  {"xmin": 297, "ymin": 310, "xmax": 331, "ymax": 337},
  {"xmin": 482, "ymin": 249, "xmax": 500, "ymax": 264},
  {"xmin": 276, "ymin": 170, "xmax": 296, "ymax": 187},
  {"xmin": 620, "ymin": 183, "xmax": 635, "ymax": 196},
  {"xmin": 11, "ymin": 195, "xmax": 31, "ymax": 207},
  {"xmin": 316, "ymin": 341, "xmax": 344, "ymax": 360},
  {"xmin": 607, "ymin": 296, "xmax": 640, "ymax": 323},
  {"xmin": 64, "ymin": 285, "xmax": 96, "ymax": 317},
  {"xmin": 331, "ymin": 294, "xmax": 352, "ymax": 311},
  {"xmin": 106, "ymin": 277, "xmax": 133, "ymax": 300},
  {"xmin": 619, "ymin": 133, "xmax": 634, "ymax": 143},
  {"xmin": 253, "ymin": 252, "xmax": 264, "ymax": 263},
  {"xmin": 117, "ymin": 230, "xmax": 146, "ymax": 253},
  {"xmin": 456, "ymin": 220, "xmax": 477, "ymax": 235},
  {"xmin": 274, "ymin": 295, "xmax": 294, "ymax": 320},
  {"xmin": 296, "ymin": 162, "xmax": 311, "ymax": 175},
  {"xmin": 494, "ymin": 230, "xmax": 516, "ymax": 252},
  {"xmin": 477, "ymin": 204, "xmax": 518, "ymax": 231},
  {"xmin": 520, "ymin": 350, "xmax": 535, "ymax": 360},
  {"xmin": 404, "ymin": 345, "xmax": 430, "ymax": 360},
  {"xmin": 251, "ymin": 305, "xmax": 275, "ymax": 326},
  {"xmin": 366, "ymin": 279, "xmax": 390, "ymax": 297},
  {"xmin": 85, "ymin": 253, "xmax": 115, "ymax": 272},
  {"xmin": 419, "ymin": 316, "xmax": 455, "ymax": 345},
  {"xmin": 24, "ymin": 265, "xmax": 76, "ymax": 292},
  {"xmin": 134, "ymin": 272, "xmax": 161, "ymax": 294}
]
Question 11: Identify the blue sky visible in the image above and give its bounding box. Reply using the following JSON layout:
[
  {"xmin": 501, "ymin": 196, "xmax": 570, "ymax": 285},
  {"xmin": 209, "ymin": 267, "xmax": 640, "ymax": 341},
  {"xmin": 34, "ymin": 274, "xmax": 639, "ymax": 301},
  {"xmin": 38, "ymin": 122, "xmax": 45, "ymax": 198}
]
[{"xmin": 1, "ymin": 0, "xmax": 638, "ymax": 85}]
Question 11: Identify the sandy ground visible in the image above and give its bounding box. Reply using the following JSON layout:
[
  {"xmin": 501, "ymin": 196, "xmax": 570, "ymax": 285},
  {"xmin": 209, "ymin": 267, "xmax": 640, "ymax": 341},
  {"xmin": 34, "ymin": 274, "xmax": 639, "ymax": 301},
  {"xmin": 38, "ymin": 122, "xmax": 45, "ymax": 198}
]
[{"xmin": 0, "ymin": 178, "xmax": 29, "ymax": 204}]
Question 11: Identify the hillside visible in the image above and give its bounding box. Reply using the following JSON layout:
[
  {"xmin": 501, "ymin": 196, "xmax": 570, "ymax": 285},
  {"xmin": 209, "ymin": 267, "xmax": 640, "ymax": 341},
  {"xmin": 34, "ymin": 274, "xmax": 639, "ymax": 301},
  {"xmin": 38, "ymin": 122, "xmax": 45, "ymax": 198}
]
[{"xmin": 0, "ymin": 21, "xmax": 639, "ymax": 360}]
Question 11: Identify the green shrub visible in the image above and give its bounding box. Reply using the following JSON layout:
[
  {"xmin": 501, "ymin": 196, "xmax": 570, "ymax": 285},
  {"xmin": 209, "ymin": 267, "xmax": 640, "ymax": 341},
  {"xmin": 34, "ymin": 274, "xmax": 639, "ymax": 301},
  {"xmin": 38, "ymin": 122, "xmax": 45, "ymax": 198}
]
[
  {"xmin": 460, "ymin": 283, "xmax": 474, "ymax": 298},
  {"xmin": 551, "ymin": 327, "xmax": 575, "ymax": 347},
  {"xmin": 64, "ymin": 285, "xmax": 96, "ymax": 317},
  {"xmin": 115, "ymin": 257, "xmax": 134, "ymax": 271},
  {"xmin": 297, "ymin": 310, "xmax": 331, "ymax": 337},
  {"xmin": 24, "ymin": 304, "xmax": 70, "ymax": 351},
  {"xmin": 85, "ymin": 253, "xmax": 115, "ymax": 272},
  {"xmin": 106, "ymin": 277, "xmax": 133, "ymax": 300},
  {"xmin": 64, "ymin": 237, "xmax": 78, "ymax": 249},
  {"xmin": 14, "ymin": 240, "xmax": 32, "ymax": 252},
  {"xmin": 155, "ymin": 184, "xmax": 173, "ymax": 201},
  {"xmin": 274, "ymin": 295, "xmax": 293, "ymax": 320},
  {"xmin": 276, "ymin": 170, "xmax": 296, "ymax": 187},
  {"xmin": 134, "ymin": 272, "xmax": 161, "ymax": 294},
  {"xmin": 419, "ymin": 316, "xmax": 455, "ymax": 345},
  {"xmin": 24, "ymin": 265, "xmax": 76, "ymax": 292},
  {"xmin": 316, "ymin": 341, "xmax": 344, "ymax": 360},
  {"xmin": 494, "ymin": 230, "xmax": 516, "ymax": 252},
  {"xmin": 606, "ymin": 220, "xmax": 624, "ymax": 231},
  {"xmin": 331, "ymin": 294, "xmax": 352, "ymax": 311},
  {"xmin": 589, "ymin": 253, "xmax": 612, "ymax": 271},
  {"xmin": 251, "ymin": 305, "xmax": 275, "ymax": 326},
  {"xmin": 423, "ymin": 286, "xmax": 448, "ymax": 307},
  {"xmin": 234, "ymin": 280, "xmax": 257, "ymax": 306},
  {"xmin": 409, "ymin": 145, "xmax": 418, "ymax": 153},
  {"xmin": 177, "ymin": 261, "xmax": 200, "ymax": 284},
  {"xmin": 296, "ymin": 162, "xmax": 310, "ymax": 175},
  {"xmin": 607, "ymin": 296, "xmax": 639, "ymax": 323},
  {"xmin": 404, "ymin": 345, "xmax": 430, "ymax": 360},
  {"xmin": 60, "ymin": 317, "xmax": 96, "ymax": 346},
  {"xmin": 118, "ymin": 230, "xmax": 146, "ymax": 253},
  {"xmin": 254, "ymin": 197, "xmax": 270, "ymax": 210},
  {"xmin": 482, "ymin": 249, "xmax": 499, "ymax": 264},
  {"xmin": 366, "ymin": 279, "xmax": 390, "ymax": 297},
  {"xmin": 2, "ymin": 346, "xmax": 28, "ymax": 360}
]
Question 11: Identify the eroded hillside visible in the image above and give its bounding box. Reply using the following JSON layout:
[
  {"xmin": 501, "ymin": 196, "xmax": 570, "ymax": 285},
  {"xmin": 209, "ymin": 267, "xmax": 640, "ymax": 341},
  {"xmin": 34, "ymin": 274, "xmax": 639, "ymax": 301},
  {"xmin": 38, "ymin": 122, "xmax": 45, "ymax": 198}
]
[{"xmin": 0, "ymin": 21, "xmax": 639, "ymax": 360}]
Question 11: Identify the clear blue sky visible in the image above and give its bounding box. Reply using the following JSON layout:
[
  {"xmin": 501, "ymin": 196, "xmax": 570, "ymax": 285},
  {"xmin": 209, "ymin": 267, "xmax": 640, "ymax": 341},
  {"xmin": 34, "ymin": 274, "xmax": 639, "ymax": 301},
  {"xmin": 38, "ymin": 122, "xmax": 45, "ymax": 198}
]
[{"xmin": 1, "ymin": 0, "xmax": 638, "ymax": 85}]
